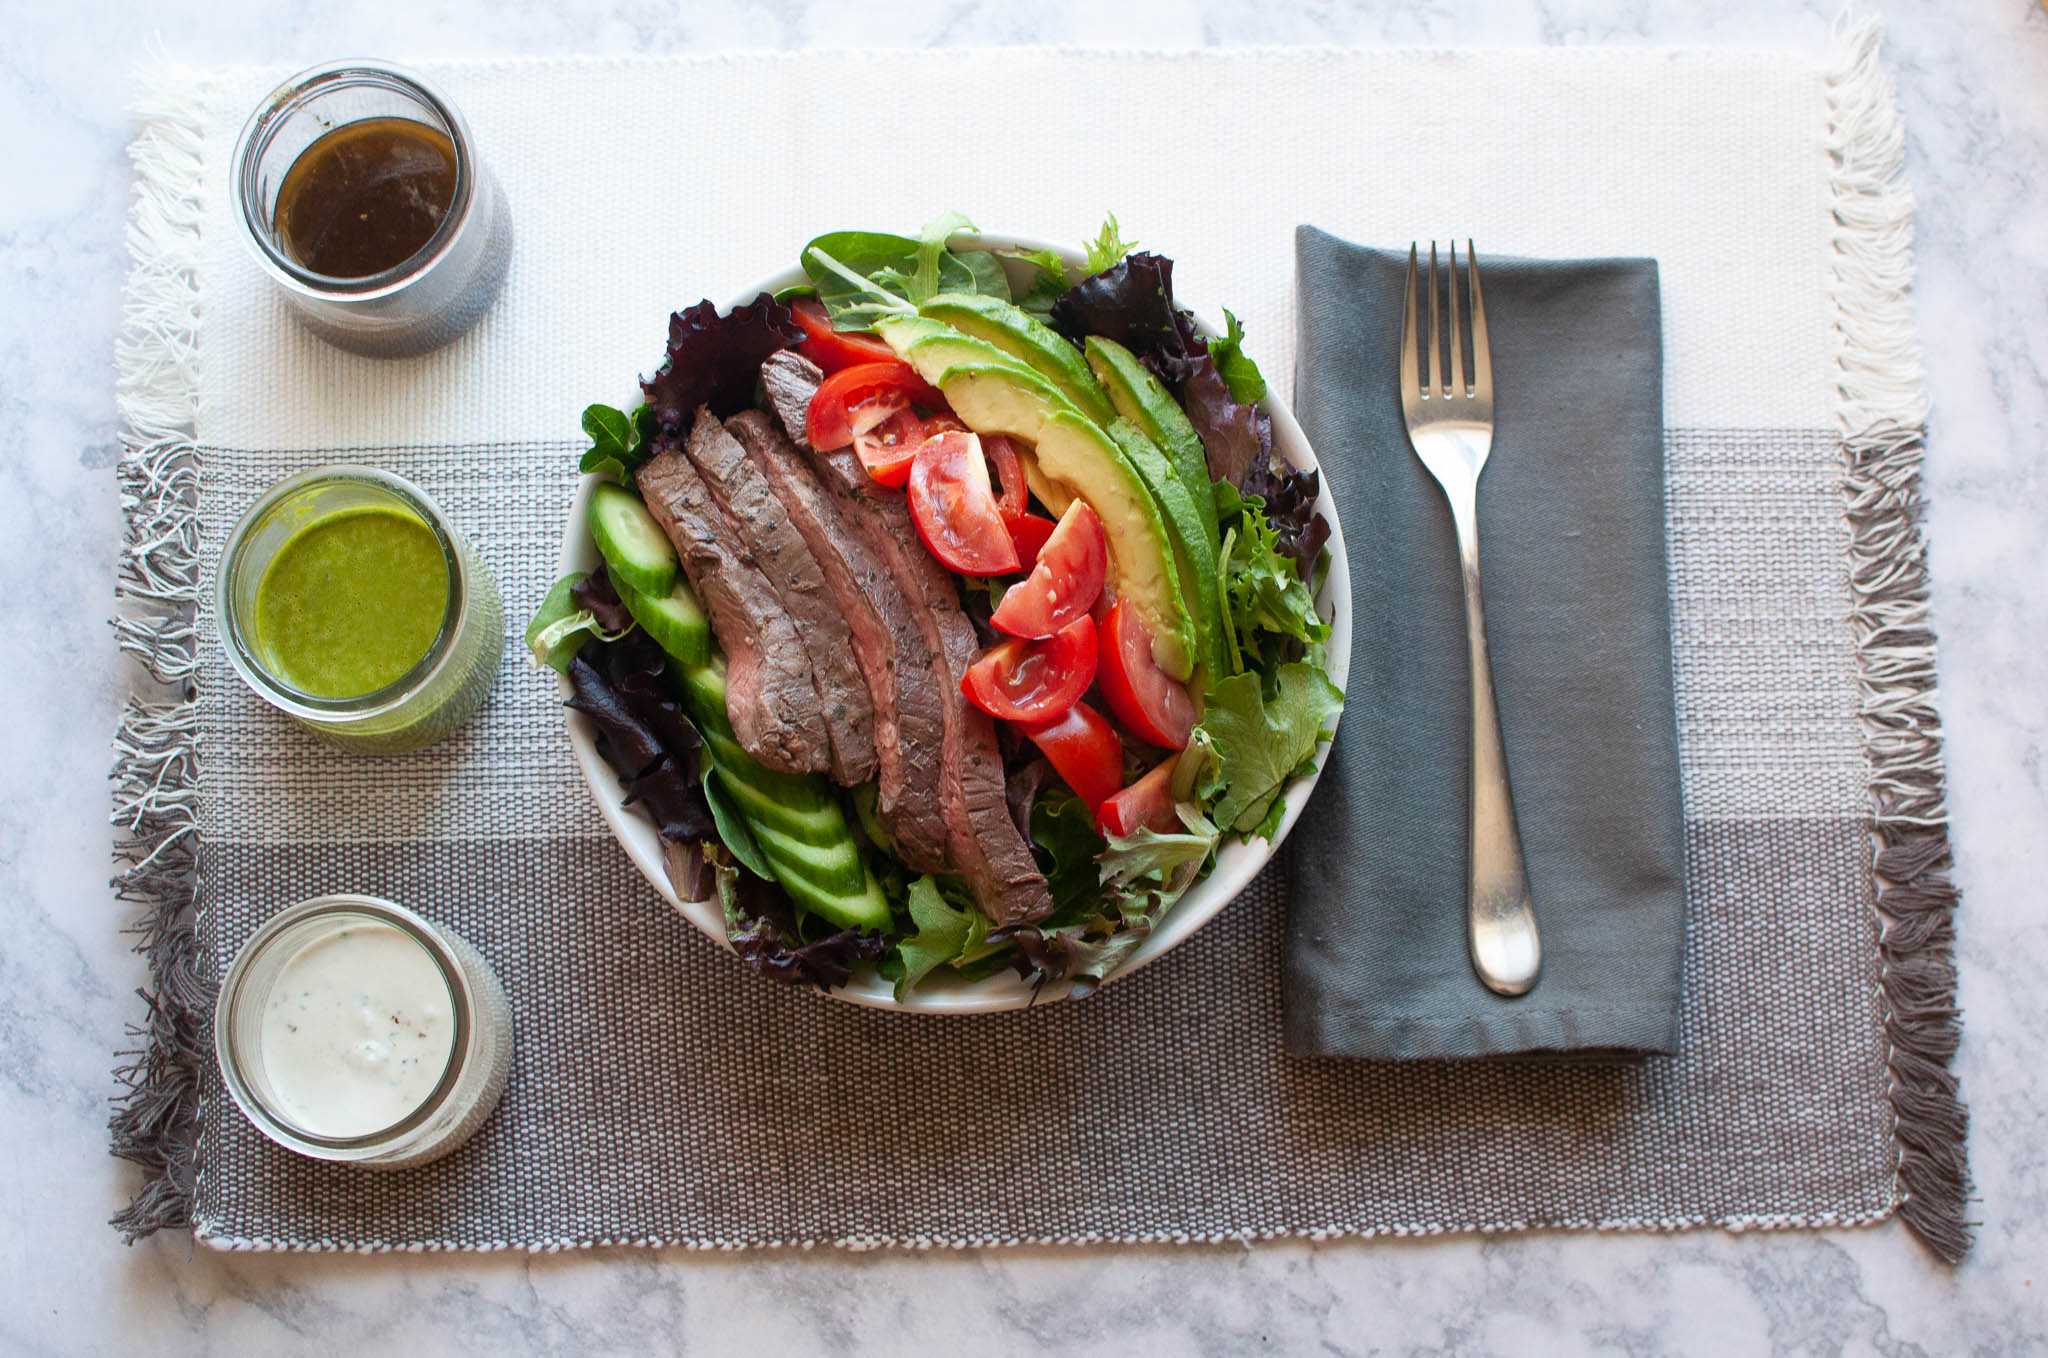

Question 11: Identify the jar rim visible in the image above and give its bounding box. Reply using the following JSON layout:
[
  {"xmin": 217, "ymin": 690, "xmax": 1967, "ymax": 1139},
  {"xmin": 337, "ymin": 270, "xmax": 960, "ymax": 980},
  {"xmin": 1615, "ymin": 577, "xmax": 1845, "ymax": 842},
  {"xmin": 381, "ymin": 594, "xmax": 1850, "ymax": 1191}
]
[
  {"xmin": 214, "ymin": 895, "xmax": 476, "ymax": 1155},
  {"xmin": 216, "ymin": 465, "xmax": 468, "ymax": 723},
  {"xmin": 230, "ymin": 59, "xmax": 479, "ymax": 301}
]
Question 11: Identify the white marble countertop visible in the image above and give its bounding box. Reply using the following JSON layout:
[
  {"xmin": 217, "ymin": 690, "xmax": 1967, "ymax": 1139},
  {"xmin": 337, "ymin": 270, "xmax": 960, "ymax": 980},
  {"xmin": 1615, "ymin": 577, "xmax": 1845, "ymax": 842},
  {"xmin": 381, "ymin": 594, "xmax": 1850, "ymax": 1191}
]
[{"xmin": 8, "ymin": 0, "xmax": 2046, "ymax": 1352}]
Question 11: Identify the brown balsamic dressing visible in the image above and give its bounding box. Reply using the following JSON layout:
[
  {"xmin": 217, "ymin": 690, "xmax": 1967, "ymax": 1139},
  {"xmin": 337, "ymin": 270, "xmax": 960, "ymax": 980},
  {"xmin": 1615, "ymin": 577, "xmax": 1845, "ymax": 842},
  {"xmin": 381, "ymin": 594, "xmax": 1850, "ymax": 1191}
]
[{"xmin": 272, "ymin": 117, "xmax": 458, "ymax": 278}]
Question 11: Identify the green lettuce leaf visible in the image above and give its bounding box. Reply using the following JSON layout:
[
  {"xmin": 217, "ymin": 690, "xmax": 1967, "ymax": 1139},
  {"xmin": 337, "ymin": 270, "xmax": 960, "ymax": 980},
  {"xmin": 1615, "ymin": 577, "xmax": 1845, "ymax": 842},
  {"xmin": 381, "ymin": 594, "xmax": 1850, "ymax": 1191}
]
[
  {"xmin": 800, "ymin": 219, "xmax": 1008, "ymax": 331},
  {"xmin": 893, "ymin": 874, "xmax": 992, "ymax": 999},
  {"xmin": 1030, "ymin": 789, "xmax": 1109, "ymax": 922},
  {"xmin": 1006, "ymin": 247, "xmax": 1071, "ymax": 318},
  {"xmin": 1217, "ymin": 491, "xmax": 1328, "ymax": 676},
  {"xmin": 524, "ymin": 571, "xmax": 628, "ymax": 672},
  {"xmin": 579, "ymin": 402, "xmax": 654, "ymax": 483},
  {"xmin": 700, "ymin": 767, "xmax": 775, "ymax": 882},
  {"xmin": 911, "ymin": 211, "xmax": 976, "ymax": 302},
  {"xmin": 1206, "ymin": 309, "xmax": 1268, "ymax": 404},
  {"xmin": 1083, "ymin": 212, "xmax": 1136, "ymax": 275},
  {"xmin": 1187, "ymin": 664, "xmax": 1344, "ymax": 838},
  {"xmin": 1099, "ymin": 806, "xmax": 1220, "ymax": 893}
]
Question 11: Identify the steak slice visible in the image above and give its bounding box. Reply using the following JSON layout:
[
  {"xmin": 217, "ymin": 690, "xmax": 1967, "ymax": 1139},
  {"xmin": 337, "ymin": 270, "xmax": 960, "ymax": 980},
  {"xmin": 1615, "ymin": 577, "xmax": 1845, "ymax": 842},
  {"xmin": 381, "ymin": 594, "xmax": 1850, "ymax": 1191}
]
[
  {"xmin": 726, "ymin": 409, "xmax": 951, "ymax": 872},
  {"xmin": 682, "ymin": 408, "xmax": 877, "ymax": 787},
  {"xmin": 762, "ymin": 349, "xmax": 1051, "ymax": 925},
  {"xmin": 636, "ymin": 443, "xmax": 831, "ymax": 774},
  {"xmin": 803, "ymin": 444, "xmax": 1053, "ymax": 928},
  {"xmin": 760, "ymin": 348, "xmax": 824, "ymax": 451}
]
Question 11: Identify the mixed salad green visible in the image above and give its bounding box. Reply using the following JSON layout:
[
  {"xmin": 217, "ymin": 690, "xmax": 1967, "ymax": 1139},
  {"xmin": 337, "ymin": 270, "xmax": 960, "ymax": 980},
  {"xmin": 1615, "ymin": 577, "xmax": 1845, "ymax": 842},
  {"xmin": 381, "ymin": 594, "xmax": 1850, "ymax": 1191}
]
[{"xmin": 530, "ymin": 214, "xmax": 1341, "ymax": 998}]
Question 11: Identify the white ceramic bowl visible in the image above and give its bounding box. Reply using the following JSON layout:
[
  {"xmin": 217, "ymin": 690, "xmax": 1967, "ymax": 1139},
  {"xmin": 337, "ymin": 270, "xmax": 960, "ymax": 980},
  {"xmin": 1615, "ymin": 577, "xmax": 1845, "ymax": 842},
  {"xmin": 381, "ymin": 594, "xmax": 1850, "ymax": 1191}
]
[{"xmin": 555, "ymin": 234, "xmax": 1350, "ymax": 1012}]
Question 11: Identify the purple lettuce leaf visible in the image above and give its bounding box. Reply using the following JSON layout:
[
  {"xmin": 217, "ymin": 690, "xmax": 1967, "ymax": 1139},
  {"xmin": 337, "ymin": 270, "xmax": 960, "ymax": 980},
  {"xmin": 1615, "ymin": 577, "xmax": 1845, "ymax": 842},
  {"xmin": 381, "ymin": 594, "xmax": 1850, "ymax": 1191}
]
[
  {"xmin": 1049, "ymin": 251, "xmax": 1200, "ymax": 361},
  {"xmin": 570, "ymin": 563, "xmax": 636, "ymax": 634},
  {"xmin": 720, "ymin": 867, "xmax": 891, "ymax": 991},
  {"xmin": 641, "ymin": 294, "xmax": 805, "ymax": 431},
  {"xmin": 566, "ymin": 639, "xmax": 716, "ymax": 845}
]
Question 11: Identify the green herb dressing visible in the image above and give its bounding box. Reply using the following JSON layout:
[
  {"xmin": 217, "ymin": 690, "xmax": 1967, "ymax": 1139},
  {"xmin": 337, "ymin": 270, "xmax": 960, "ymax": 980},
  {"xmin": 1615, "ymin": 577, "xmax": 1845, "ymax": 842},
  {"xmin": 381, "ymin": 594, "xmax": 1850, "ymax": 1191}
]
[{"xmin": 253, "ymin": 507, "xmax": 449, "ymax": 698}]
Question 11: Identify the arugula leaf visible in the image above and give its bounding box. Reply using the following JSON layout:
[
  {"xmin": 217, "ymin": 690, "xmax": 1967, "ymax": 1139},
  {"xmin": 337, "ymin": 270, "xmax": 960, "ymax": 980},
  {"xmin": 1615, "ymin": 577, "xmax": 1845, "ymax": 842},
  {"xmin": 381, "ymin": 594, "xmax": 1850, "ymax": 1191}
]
[
  {"xmin": 892, "ymin": 874, "xmax": 990, "ymax": 999},
  {"xmin": 1030, "ymin": 789, "xmax": 1109, "ymax": 922},
  {"xmin": 580, "ymin": 403, "xmax": 648, "ymax": 482},
  {"xmin": 1186, "ymin": 664, "xmax": 1344, "ymax": 838},
  {"xmin": 911, "ymin": 211, "xmax": 976, "ymax": 303},
  {"xmin": 1084, "ymin": 212, "xmax": 1136, "ymax": 275},
  {"xmin": 1207, "ymin": 310, "xmax": 1268, "ymax": 404},
  {"xmin": 524, "ymin": 572, "xmax": 628, "ymax": 672}
]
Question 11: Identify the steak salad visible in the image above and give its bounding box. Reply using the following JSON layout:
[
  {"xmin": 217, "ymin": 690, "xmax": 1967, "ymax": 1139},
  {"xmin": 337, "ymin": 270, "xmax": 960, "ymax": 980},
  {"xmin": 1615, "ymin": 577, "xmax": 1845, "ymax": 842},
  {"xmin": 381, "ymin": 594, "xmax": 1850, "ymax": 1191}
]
[{"xmin": 530, "ymin": 215, "xmax": 1342, "ymax": 998}]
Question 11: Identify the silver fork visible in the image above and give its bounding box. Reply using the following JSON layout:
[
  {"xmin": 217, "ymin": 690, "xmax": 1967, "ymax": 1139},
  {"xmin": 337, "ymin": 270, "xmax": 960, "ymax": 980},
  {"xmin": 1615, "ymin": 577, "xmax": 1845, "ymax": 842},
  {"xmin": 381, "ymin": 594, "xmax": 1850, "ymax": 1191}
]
[{"xmin": 1400, "ymin": 241, "xmax": 1542, "ymax": 997}]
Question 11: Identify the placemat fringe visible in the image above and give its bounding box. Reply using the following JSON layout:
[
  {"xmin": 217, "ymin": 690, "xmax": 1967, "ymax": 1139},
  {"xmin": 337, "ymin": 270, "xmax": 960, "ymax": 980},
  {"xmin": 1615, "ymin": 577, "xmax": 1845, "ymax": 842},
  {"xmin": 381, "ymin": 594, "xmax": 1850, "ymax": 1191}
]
[
  {"xmin": 108, "ymin": 53, "xmax": 210, "ymax": 1243},
  {"xmin": 1825, "ymin": 14, "xmax": 1970, "ymax": 1263}
]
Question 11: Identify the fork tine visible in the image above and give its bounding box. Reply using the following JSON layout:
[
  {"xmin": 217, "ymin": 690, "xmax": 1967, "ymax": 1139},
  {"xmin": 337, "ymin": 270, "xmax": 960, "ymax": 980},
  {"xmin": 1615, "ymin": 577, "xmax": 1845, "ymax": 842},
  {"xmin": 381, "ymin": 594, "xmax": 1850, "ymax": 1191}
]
[
  {"xmin": 1446, "ymin": 240, "xmax": 1466, "ymax": 398},
  {"xmin": 1426, "ymin": 242, "xmax": 1443, "ymax": 399},
  {"xmin": 1401, "ymin": 243, "xmax": 1420, "ymax": 399},
  {"xmin": 1467, "ymin": 239, "xmax": 1492, "ymax": 404}
]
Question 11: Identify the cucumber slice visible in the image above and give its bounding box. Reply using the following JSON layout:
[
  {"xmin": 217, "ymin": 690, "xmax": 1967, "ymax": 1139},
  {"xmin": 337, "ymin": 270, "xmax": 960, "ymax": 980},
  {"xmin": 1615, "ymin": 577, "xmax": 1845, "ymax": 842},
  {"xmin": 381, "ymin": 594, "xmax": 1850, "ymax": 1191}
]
[
  {"xmin": 615, "ymin": 574, "xmax": 710, "ymax": 668},
  {"xmin": 699, "ymin": 728, "xmax": 850, "ymax": 847},
  {"xmin": 754, "ymin": 822, "xmax": 865, "ymax": 894},
  {"xmin": 781, "ymin": 864, "xmax": 891, "ymax": 933},
  {"xmin": 672, "ymin": 653, "xmax": 891, "ymax": 935},
  {"xmin": 588, "ymin": 481, "xmax": 677, "ymax": 598},
  {"xmin": 850, "ymin": 781, "xmax": 892, "ymax": 853}
]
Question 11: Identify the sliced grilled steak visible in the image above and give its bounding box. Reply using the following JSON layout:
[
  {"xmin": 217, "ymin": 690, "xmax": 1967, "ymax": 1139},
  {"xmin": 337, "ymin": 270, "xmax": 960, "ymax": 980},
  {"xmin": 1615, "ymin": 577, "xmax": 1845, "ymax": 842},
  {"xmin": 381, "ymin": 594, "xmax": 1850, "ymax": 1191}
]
[
  {"xmin": 761, "ymin": 349, "xmax": 1051, "ymax": 924},
  {"xmin": 636, "ymin": 443, "xmax": 831, "ymax": 774},
  {"xmin": 682, "ymin": 408, "xmax": 877, "ymax": 787},
  {"xmin": 801, "ymin": 441, "xmax": 1053, "ymax": 928},
  {"xmin": 760, "ymin": 348, "xmax": 825, "ymax": 451},
  {"xmin": 726, "ymin": 409, "xmax": 951, "ymax": 872}
]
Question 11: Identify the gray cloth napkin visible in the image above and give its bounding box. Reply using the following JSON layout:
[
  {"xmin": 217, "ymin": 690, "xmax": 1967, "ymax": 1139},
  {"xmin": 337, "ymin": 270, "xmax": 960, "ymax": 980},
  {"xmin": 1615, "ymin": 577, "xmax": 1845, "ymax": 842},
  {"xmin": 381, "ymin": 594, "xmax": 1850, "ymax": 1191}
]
[{"xmin": 1284, "ymin": 226, "xmax": 1686, "ymax": 1061}]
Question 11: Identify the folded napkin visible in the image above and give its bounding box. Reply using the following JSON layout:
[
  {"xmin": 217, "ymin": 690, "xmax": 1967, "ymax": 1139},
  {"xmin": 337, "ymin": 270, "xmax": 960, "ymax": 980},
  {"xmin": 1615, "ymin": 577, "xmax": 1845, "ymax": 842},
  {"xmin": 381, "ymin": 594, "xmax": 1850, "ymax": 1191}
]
[{"xmin": 1285, "ymin": 226, "xmax": 1687, "ymax": 1061}]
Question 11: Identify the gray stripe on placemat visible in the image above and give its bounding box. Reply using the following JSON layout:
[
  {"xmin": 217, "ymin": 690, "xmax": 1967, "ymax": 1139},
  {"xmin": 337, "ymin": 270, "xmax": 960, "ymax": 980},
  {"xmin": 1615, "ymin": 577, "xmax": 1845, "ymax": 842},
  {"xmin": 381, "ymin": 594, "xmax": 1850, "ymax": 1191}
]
[
  {"xmin": 192, "ymin": 818, "xmax": 1890, "ymax": 1250},
  {"xmin": 117, "ymin": 419, "xmax": 1920, "ymax": 1250}
]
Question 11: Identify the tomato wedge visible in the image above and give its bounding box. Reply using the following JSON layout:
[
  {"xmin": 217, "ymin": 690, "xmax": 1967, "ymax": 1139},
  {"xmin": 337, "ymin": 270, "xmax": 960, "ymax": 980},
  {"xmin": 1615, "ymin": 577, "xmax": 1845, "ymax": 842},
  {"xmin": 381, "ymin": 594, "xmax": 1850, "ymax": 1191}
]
[
  {"xmin": 981, "ymin": 434, "xmax": 1027, "ymax": 521},
  {"xmin": 806, "ymin": 360, "xmax": 942, "ymax": 450},
  {"xmin": 1002, "ymin": 513, "xmax": 1057, "ymax": 574},
  {"xmin": 1020, "ymin": 701, "xmax": 1123, "ymax": 812},
  {"xmin": 908, "ymin": 431, "xmax": 1021, "ymax": 576},
  {"xmin": 990, "ymin": 499, "xmax": 1107, "ymax": 639},
  {"xmin": 961, "ymin": 614, "xmax": 1096, "ymax": 722},
  {"xmin": 850, "ymin": 408, "xmax": 929, "ymax": 488},
  {"xmin": 789, "ymin": 296, "xmax": 897, "ymax": 372},
  {"xmin": 1098, "ymin": 756, "xmax": 1182, "ymax": 837},
  {"xmin": 1097, "ymin": 597, "xmax": 1196, "ymax": 749}
]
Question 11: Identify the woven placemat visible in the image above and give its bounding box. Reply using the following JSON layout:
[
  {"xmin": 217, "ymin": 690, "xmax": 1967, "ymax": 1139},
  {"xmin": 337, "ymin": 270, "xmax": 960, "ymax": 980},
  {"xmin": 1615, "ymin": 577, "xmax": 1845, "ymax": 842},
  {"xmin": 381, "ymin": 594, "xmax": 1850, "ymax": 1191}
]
[{"xmin": 108, "ymin": 25, "xmax": 1968, "ymax": 1258}]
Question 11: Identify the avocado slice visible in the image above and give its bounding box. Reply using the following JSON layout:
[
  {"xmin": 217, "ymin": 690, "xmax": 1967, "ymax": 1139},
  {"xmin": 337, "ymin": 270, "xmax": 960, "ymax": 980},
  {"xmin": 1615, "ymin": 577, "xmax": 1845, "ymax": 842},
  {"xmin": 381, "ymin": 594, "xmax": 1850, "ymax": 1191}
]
[
  {"xmin": 1104, "ymin": 417, "xmax": 1224, "ymax": 692},
  {"xmin": 937, "ymin": 364, "xmax": 1195, "ymax": 681},
  {"xmin": 919, "ymin": 292, "xmax": 1116, "ymax": 426},
  {"xmin": 1085, "ymin": 337, "xmax": 1222, "ymax": 554}
]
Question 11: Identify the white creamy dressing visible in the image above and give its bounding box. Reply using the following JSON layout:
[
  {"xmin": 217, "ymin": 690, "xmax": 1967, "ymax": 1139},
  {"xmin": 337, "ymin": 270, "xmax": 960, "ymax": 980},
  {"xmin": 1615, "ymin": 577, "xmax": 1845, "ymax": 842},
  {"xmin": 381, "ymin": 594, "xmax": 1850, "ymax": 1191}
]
[{"xmin": 258, "ymin": 921, "xmax": 456, "ymax": 1138}]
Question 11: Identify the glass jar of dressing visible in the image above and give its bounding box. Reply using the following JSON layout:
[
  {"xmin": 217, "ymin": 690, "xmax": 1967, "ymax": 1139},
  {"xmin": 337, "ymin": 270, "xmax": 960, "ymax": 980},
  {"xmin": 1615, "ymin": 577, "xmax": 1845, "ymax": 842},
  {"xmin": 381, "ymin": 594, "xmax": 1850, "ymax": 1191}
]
[
  {"xmin": 215, "ymin": 895, "xmax": 513, "ymax": 1169},
  {"xmin": 218, "ymin": 466, "xmax": 503, "ymax": 754},
  {"xmin": 231, "ymin": 59, "xmax": 512, "ymax": 357}
]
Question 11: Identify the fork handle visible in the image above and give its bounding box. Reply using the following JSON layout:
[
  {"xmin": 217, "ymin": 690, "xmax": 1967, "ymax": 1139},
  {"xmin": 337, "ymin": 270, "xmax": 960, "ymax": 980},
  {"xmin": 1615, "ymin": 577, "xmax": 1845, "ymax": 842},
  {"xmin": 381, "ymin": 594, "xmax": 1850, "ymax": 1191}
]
[{"xmin": 1449, "ymin": 495, "xmax": 1542, "ymax": 996}]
